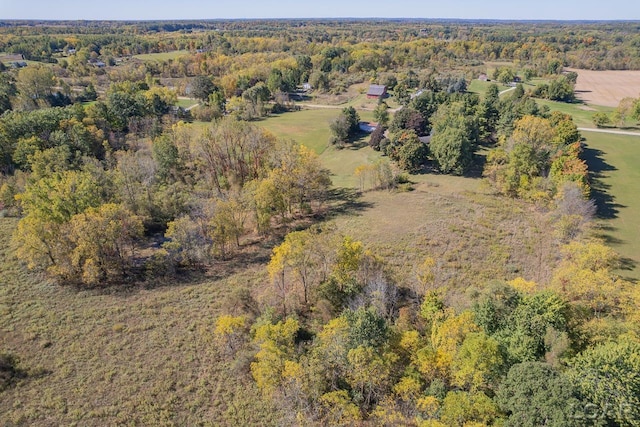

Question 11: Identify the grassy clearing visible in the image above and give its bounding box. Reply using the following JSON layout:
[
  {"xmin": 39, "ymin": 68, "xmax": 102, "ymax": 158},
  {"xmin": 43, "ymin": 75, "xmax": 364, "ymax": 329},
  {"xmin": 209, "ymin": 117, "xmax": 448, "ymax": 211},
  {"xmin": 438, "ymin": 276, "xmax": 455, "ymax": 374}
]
[
  {"xmin": 133, "ymin": 50, "xmax": 190, "ymax": 62},
  {"xmin": 257, "ymin": 109, "xmax": 336, "ymax": 154},
  {"xmin": 534, "ymin": 98, "xmax": 640, "ymax": 130},
  {"xmin": 257, "ymin": 109, "xmax": 383, "ymax": 187},
  {"xmin": 484, "ymin": 61, "xmax": 515, "ymax": 69},
  {"xmin": 301, "ymin": 82, "xmax": 401, "ymax": 111},
  {"xmin": 257, "ymin": 109, "xmax": 560, "ymax": 290},
  {"xmin": 329, "ymin": 180, "xmax": 559, "ymax": 294},
  {"xmin": 176, "ymin": 98, "xmax": 198, "ymax": 109},
  {"xmin": 0, "ymin": 218, "xmax": 282, "ymax": 425},
  {"xmin": 535, "ymin": 99, "xmax": 614, "ymax": 128},
  {"xmin": 468, "ymin": 79, "xmax": 510, "ymax": 97},
  {"xmin": 582, "ymin": 131, "xmax": 640, "ymax": 280}
]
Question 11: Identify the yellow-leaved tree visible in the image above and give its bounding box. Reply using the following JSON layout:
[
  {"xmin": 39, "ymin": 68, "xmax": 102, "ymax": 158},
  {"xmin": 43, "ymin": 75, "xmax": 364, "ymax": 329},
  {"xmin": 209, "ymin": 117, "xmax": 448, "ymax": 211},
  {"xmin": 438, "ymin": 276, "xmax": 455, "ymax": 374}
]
[
  {"xmin": 64, "ymin": 203, "xmax": 143, "ymax": 285},
  {"xmin": 12, "ymin": 170, "xmax": 103, "ymax": 280},
  {"xmin": 250, "ymin": 317, "xmax": 300, "ymax": 397}
]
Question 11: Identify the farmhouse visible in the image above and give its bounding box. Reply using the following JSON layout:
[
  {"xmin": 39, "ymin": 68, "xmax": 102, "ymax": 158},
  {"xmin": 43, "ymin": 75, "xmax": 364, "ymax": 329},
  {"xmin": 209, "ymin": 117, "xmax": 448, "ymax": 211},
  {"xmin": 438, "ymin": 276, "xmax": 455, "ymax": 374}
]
[{"xmin": 367, "ymin": 84, "xmax": 387, "ymax": 99}]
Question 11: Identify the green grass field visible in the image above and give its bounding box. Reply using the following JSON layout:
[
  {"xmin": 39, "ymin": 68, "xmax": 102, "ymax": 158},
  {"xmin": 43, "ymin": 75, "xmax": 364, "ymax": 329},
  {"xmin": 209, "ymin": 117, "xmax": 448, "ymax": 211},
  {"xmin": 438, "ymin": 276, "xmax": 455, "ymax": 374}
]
[
  {"xmin": 468, "ymin": 79, "xmax": 510, "ymax": 97},
  {"xmin": 581, "ymin": 131, "xmax": 640, "ymax": 280},
  {"xmin": 257, "ymin": 108, "xmax": 382, "ymax": 187},
  {"xmin": 535, "ymin": 99, "xmax": 614, "ymax": 128},
  {"xmin": 133, "ymin": 50, "xmax": 190, "ymax": 62},
  {"xmin": 176, "ymin": 98, "xmax": 198, "ymax": 109},
  {"xmin": 257, "ymin": 109, "xmax": 335, "ymax": 154}
]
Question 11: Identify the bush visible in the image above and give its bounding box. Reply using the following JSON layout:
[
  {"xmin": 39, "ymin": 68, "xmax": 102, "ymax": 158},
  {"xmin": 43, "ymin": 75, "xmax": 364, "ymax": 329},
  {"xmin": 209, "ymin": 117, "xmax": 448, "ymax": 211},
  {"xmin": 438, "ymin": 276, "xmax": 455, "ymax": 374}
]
[
  {"xmin": 192, "ymin": 105, "xmax": 223, "ymax": 122},
  {"xmin": 592, "ymin": 112, "xmax": 611, "ymax": 128}
]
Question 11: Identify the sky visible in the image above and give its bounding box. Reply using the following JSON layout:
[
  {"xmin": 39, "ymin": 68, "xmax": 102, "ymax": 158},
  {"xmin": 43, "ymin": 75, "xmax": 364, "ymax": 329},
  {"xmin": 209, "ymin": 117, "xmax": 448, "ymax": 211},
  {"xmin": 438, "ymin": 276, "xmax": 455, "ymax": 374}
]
[{"xmin": 2, "ymin": 0, "xmax": 640, "ymax": 21}]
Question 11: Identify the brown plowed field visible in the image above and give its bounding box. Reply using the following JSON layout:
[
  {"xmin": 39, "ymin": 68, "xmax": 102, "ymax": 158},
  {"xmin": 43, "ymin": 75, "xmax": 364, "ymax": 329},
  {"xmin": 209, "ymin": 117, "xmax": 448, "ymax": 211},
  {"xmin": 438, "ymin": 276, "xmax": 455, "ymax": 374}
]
[{"xmin": 567, "ymin": 68, "xmax": 640, "ymax": 107}]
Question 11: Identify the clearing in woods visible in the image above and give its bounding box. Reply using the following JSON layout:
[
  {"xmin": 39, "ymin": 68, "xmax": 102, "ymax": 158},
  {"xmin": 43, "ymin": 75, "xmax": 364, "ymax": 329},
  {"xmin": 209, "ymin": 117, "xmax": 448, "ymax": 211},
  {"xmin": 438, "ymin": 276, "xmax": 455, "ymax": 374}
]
[
  {"xmin": 0, "ymin": 103, "xmax": 564, "ymax": 425},
  {"xmin": 566, "ymin": 68, "xmax": 640, "ymax": 107}
]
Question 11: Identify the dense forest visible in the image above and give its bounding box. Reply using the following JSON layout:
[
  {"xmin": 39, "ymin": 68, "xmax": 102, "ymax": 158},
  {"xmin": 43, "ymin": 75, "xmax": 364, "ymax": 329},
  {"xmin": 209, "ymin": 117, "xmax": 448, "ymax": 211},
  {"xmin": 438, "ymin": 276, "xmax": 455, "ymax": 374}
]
[{"xmin": 1, "ymin": 19, "xmax": 640, "ymax": 426}]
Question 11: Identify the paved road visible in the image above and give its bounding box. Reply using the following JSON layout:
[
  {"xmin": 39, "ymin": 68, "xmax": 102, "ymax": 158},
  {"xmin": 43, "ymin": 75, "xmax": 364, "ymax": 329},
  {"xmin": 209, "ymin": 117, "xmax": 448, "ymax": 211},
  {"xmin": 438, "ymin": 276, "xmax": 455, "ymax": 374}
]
[{"xmin": 578, "ymin": 127, "xmax": 640, "ymax": 137}]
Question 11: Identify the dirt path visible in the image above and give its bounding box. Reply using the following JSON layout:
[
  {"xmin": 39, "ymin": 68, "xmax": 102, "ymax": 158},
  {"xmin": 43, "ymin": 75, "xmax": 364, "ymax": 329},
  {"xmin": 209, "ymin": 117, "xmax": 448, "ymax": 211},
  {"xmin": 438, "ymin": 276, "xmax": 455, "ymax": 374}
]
[
  {"xmin": 299, "ymin": 103, "xmax": 345, "ymax": 109},
  {"xmin": 299, "ymin": 103, "xmax": 402, "ymax": 113}
]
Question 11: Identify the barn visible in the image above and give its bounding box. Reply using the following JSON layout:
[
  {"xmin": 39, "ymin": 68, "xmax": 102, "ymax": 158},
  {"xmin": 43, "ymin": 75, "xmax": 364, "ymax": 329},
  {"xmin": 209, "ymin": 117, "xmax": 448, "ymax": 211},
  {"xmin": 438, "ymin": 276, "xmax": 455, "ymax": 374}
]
[{"xmin": 367, "ymin": 84, "xmax": 387, "ymax": 99}]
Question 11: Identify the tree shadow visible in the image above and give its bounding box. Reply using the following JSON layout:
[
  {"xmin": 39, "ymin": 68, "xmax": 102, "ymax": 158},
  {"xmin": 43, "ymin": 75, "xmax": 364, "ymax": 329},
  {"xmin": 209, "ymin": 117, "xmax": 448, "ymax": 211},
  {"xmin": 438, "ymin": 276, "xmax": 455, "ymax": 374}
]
[
  {"xmin": 582, "ymin": 144, "xmax": 625, "ymax": 220},
  {"xmin": 618, "ymin": 256, "xmax": 637, "ymax": 272},
  {"xmin": 465, "ymin": 151, "xmax": 488, "ymax": 179},
  {"xmin": 592, "ymin": 223, "xmax": 626, "ymax": 245},
  {"xmin": 0, "ymin": 353, "xmax": 31, "ymax": 392},
  {"xmin": 321, "ymin": 187, "xmax": 374, "ymax": 220},
  {"xmin": 81, "ymin": 187, "xmax": 374, "ymax": 296},
  {"xmin": 89, "ymin": 237, "xmax": 279, "ymax": 296},
  {"xmin": 289, "ymin": 93, "xmax": 312, "ymax": 102}
]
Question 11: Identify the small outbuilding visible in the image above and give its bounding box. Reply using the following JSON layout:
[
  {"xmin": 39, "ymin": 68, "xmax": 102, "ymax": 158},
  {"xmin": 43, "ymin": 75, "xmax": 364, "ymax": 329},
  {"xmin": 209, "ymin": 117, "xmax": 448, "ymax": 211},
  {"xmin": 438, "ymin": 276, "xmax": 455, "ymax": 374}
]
[
  {"xmin": 367, "ymin": 84, "xmax": 387, "ymax": 99},
  {"xmin": 358, "ymin": 122, "xmax": 378, "ymax": 133}
]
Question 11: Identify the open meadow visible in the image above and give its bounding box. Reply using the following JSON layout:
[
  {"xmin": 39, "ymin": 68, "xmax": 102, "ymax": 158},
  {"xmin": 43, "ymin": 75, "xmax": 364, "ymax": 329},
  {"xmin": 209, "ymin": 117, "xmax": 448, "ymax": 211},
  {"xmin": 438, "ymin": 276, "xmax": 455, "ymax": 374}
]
[
  {"xmin": 256, "ymin": 108, "xmax": 561, "ymax": 289},
  {"xmin": 0, "ymin": 105, "xmax": 564, "ymax": 424},
  {"xmin": 0, "ymin": 218, "xmax": 285, "ymax": 425}
]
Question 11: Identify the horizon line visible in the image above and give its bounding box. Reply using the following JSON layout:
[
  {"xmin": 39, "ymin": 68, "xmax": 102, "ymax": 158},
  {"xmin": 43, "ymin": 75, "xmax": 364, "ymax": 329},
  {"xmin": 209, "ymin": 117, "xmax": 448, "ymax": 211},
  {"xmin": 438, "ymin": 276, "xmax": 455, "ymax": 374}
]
[{"xmin": 2, "ymin": 17, "xmax": 640, "ymax": 23}]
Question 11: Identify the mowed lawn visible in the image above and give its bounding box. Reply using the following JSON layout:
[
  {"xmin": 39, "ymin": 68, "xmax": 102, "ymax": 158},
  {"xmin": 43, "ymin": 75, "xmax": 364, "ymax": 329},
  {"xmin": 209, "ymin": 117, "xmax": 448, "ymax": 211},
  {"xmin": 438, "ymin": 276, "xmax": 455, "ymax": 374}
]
[
  {"xmin": 133, "ymin": 50, "xmax": 190, "ymax": 61},
  {"xmin": 258, "ymin": 108, "xmax": 383, "ymax": 188},
  {"xmin": 176, "ymin": 98, "xmax": 198, "ymax": 109},
  {"xmin": 582, "ymin": 131, "xmax": 640, "ymax": 280},
  {"xmin": 535, "ymin": 99, "xmax": 615, "ymax": 128}
]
